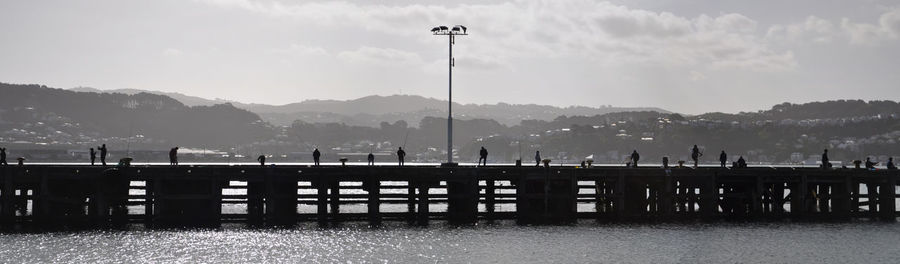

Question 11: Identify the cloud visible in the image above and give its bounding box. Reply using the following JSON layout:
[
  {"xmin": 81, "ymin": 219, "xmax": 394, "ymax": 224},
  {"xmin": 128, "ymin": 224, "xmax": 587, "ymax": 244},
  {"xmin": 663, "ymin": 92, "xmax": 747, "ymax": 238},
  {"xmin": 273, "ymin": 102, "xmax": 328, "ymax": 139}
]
[
  {"xmin": 162, "ymin": 48, "xmax": 183, "ymax": 57},
  {"xmin": 840, "ymin": 8, "xmax": 900, "ymax": 45},
  {"xmin": 882, "ymin": 9, "xmax": 900, "ymax": 36},
  {"xmin": 269, "ymin": 44, "xmax": 329, "ymax": 57},
  {"xmin": 196, "ymin": 0, "xmax": 799, "ymax": 72},
  {"xmin": 595, "ymin": 11, "xmax": 692, "ymax": 38},
  {"xmin": 689, "ymin": 70, "xmax": 706, "ymax": 81},
  {"xmin": 337, "ymin": 46, "xmax": 423, "ymax": 66},
  {"xmin": 767, "ymin": 9, "xmax": 900, "ymax": 46}
]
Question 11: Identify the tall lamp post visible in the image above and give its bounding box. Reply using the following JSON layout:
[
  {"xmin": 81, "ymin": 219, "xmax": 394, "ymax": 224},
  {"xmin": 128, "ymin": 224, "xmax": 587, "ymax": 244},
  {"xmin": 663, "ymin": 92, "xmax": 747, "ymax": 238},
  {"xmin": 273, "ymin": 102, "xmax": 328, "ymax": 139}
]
[{"xmin": 432, "ymin": 25, "xmax": 467, "ymax": 167}]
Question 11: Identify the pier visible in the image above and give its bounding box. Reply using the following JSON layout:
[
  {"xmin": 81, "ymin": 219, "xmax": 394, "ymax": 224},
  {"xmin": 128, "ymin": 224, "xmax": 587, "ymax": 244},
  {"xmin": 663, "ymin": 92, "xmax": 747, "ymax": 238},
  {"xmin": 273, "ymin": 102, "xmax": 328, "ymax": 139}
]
[{"xmin": 0, "ymin": 165, "xmax": 898, "ymax": 229}]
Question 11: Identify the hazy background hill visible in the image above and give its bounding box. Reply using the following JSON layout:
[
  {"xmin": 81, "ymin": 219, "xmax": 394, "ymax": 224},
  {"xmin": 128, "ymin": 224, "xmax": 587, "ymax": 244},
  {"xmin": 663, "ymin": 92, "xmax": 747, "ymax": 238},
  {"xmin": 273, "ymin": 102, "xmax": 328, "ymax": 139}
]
[
  {"xmin": 70, "ymin": 87, "xmax": 233, "ymax": 107},
  {"xmin": 69, "ymin": 87, "xmax": 668, "ymax": 127},
  {"xmin": 1, "ymin": 82, "xmax": 898, "ymax": 164},
  {"xmin": 4, "ymin": 83, "xmax": 272, "ymax": 149},
  {"xmin": 693, "ymin": 101, "xmax": 900, "ymax": 122}
]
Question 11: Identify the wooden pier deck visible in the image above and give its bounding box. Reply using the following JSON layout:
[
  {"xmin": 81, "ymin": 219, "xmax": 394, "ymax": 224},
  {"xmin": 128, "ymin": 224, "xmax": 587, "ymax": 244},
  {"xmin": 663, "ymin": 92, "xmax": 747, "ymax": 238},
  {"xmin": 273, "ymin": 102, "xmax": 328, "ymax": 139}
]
[{"xmin": 0, "ymin": 165, "xmax": 898, "ymax": 229}]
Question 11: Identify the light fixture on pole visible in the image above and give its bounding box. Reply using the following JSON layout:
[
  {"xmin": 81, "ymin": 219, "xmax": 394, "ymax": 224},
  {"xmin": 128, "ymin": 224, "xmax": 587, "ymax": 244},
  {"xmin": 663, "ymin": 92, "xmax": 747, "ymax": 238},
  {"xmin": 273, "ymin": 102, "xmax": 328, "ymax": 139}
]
[{"xmin": 431, "ymin": 25, "xmax": 467, "ymax": 167}]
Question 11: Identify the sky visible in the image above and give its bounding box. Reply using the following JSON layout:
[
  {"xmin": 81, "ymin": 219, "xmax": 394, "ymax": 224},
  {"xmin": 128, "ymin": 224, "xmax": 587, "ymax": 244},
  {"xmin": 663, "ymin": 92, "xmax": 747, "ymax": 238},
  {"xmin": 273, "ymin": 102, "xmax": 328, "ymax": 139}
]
[{"xmin": 0, "ymin": 0, "xmax": 898, "ymax": 114}]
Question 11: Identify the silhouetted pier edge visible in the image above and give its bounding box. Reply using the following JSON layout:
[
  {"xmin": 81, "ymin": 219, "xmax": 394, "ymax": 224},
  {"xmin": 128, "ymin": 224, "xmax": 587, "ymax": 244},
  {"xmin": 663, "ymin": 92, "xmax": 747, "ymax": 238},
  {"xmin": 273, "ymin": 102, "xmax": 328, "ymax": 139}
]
[{"xmin": 1, "ymin": 165, "xmax": 898, "ymax": 230}]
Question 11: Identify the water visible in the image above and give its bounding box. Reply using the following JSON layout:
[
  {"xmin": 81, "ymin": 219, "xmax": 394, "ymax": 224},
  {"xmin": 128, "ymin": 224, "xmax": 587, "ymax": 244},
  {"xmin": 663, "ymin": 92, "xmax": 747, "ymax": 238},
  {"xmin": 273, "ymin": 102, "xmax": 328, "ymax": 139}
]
[{"xmin": 2, "ymin": 222, "xmax": 899, "ymax": 263}]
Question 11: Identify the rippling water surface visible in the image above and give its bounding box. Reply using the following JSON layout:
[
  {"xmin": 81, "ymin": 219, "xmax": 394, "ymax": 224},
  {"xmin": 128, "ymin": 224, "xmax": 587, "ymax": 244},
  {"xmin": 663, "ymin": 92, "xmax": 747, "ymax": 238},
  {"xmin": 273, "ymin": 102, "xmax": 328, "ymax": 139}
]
[{"xmin": 2, "ymin": 222, "xmax": 899, "ymax": 263}]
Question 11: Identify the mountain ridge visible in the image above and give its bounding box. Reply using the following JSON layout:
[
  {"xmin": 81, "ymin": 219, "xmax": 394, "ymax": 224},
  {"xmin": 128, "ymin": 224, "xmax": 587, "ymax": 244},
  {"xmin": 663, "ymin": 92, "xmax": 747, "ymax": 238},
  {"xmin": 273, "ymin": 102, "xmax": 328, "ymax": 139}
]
[{"xmin": 67, "ymin": 87, "xmax": 669, "ymax": 127}]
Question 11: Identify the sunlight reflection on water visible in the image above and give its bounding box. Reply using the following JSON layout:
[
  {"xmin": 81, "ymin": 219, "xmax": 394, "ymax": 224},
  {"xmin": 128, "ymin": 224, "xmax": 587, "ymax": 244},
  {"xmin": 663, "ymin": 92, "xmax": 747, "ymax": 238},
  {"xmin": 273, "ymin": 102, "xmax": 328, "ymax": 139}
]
[{"xmin": 1, "ymin": 222, "xmax": 899, "ymax": 263}]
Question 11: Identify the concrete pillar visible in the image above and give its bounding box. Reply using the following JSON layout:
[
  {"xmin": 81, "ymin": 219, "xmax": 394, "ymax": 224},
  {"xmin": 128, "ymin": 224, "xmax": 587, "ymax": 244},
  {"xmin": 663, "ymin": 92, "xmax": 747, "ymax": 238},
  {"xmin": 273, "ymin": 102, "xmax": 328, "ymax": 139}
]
[
  {"xmin": 0, "ymin": 167, "xmax": 13, "ymax": 228},
  {"xmin": 246, "ymin": 180, "xmax": 264, "ymax": 227},
  {"xmin": 700, "ymin": 174, "xmax": 718, "ymax": 220},
  {"xmin": 364, "ymin": 176, "xmax": 381, "ymax": 225},
  {"xmin": 416, "ymin": 185, "xmax": 430, "ymax": 226},
  {"xmin": 265, "ymin": 170, "xmax": 297, "ymax": 227},
  {"xmin": 315, "ymin": 182, "xmax": 328, "ymax": 224},
  {"xmin": 446, "ymin": 177, "xmax": 478, "ymax": 224},
  {"xmin": 880, "ymin": 175, "xmax": 896, "ymax": 221},
  {"xmin": 485, "ymin": 179, "xmax": 496, "ymax": 221}
]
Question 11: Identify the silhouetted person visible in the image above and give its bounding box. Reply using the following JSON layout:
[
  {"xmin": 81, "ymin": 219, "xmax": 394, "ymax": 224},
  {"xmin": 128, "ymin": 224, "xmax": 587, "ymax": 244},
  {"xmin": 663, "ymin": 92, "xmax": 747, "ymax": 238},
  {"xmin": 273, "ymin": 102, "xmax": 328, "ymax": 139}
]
[
  {"xmin": 865, "ymin": 157, "xmax": 878, "ymax": 169},
  {"xmin": 737, "ymin": 156, "xmax": 747, "ymax": 168},
  {"xmin": 691, "ymin": 145, "xmax": 702, "ymax": 168},
  {"xmin": 99, "ymin": 144, "xmax": 108, "ymax": 166},
  {"xmin": 257, "ymin": 155, "xmax": 266, "ymax": 166},
  {"xmin": 821, "ymin": 149, "xmax": 831, "ymax": 169},
  {"xmin": 397, "ymin": 147, "xmax": 406, "ymax": 166},
  {"xmin": 367, "ymin": 153, "xmax": 375, "ymax": 166},
  {"xmin": 478, "ymin": 147, "xmax": 488, "ymax": 166},
  {"xmin": 534, "ymin": 151, "xmax": 541, "ymax": 167},
  {"xmin": 719, "ymin": 151, "xmax": 727, "ymax": 168},
  {"xmin": 17, "ymin": 157, "xmax": 25, "ymax": 166},
  {"xmin": 169, "ymin": 147, "xmax": 179, "ymax": 165},
  {"xmin": 630, "ymin": 150, "xmax": 640, "ymax": 168},
  {"xmin": 888, "ymin": 157, "xmax": 897, "ymax": 170},
  {"xmin": 662, "ymin": 156, "xmax": 669, "ymax": 168},
  {"xmin": 0, "ymin": 147, "xmax": 6, "ymax": 166},
  {"xmin": 89, "ymin": 148, "xmax": 96, "ymax": 165},
  {"xmin": 313, "ymin": 148, "xmax": 321, "ymax": 166}
]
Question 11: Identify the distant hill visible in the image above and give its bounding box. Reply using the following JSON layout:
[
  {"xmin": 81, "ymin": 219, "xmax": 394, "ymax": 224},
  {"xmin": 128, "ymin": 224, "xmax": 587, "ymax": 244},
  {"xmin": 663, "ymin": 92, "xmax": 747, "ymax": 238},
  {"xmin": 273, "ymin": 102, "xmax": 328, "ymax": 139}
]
[
  {"xmin": 4, "ymin": 83, "xmax": 272, "ymax": 148},
  {"xmin": 69, "ymin": 88, "xmax": 669, "ymax": 127},
  {"xmin": 3, "ymin": 82, "xmax": 898, "ymax": 164},
  {"xmin": 694, "ymin": 100, "xmax": 900, "ymax": 122},
  {"xmin": 70, "ymin": 87, "xmax": 233, "ymax": 107}
]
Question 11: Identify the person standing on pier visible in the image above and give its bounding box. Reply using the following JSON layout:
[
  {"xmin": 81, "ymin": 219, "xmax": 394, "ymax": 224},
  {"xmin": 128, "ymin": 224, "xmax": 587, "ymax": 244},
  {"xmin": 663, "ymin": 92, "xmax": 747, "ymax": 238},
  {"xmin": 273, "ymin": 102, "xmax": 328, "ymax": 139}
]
[
  {"xmin": 888, "ymin": 157, "xmax": 897, "ymax": 170},
  {"xmin": 691, "ymin": 145, "xmax": 702, "ymax": 168},
  {"xmin": 630, "ymin": 150, "xmax": 640, "ymax": 168},
  {"xmin": 534, "ymin": 151, "xmax": 541, "ymax": 167},
  {"xmin": 367, "ymin": 153, "xmax": 375, "ymax": 166},
  {"xmin": 0, "ymin": 147, "xmax": 6, "ymax": 166},
  {"xmin": 169, "ymin": 147, "xmax": 179, "ymax": 166},
  {"xmin": 313, "ymin": 148, "xmax": 321, "ymax": 166},
  {"xmin": 99, "ymin": 144, "xmax": 108, "ymax": 166},
  {"xmin": 478, "ymin": 147, "xmax": 488, "ymax": 166},
  {"xmin": 397, "ymin": 147, "xmax": 406, "ymax": 166},
  {"xmin": 719, "ymin": 151, "xmax": 727, "ymax": 168},
  {"xmin": 257, "ymin": 155, "xmax": 266, "ymax": 166},
  {"xmin": 737, "ymin": 156, "xmax": 747, "ymax": 168},
  {"xmin": 865, "ymin": 157, "xmax": 878, "ymax": 169},
  {"xmin": 89, "ymin": 148, "xmax": 96, "ymax": 165},
  {"xmin": 662, "ymin": 156, "xmax": 669, "ymax": 168},
  {"xmin": 821, "ymin": 149, "xmax": 831, "ymax": 169}
]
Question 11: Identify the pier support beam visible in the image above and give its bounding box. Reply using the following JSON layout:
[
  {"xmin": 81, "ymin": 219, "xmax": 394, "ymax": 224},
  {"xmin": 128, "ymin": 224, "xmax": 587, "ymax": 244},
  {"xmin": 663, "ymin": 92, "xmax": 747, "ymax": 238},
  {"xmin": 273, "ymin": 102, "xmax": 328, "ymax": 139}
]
[
  {"xmin": 265, "ymin": 169, "xmax": 297, "ymax": 227},
  {"xmin": 153, "ymin": 169, "xmax": 224, "ymax": 228},
  {"xmin": 446, "ymin": 175, "xmax": 478, "ymax": 224},
  {"xmin": 416, "ymin": 184, "xmax": 430, "ymax": 226},
  {"xmin": 485, "ymin": 179, "xmax": 496, "ymax": 221},
  {"xmin": 0, "ymin": 167, "xmax": 16, "ymax": 229},
  {"xmin": 516, "ymin": 168, "xmax": 576, "ymax": 224},
  {"xmin": 700, "ymin": 174, "xmax": 718, "ymax": 221},
  {"xmin": 314, "ymin": 179, "xmax": 330, "ymax": 224},
  {"xmin": 363, "ymin": 175, "xmax": 381, "ymax": 225},
  {"xmin": 880, "ymin": 175, "xmax": 896, "ymax": 221}
]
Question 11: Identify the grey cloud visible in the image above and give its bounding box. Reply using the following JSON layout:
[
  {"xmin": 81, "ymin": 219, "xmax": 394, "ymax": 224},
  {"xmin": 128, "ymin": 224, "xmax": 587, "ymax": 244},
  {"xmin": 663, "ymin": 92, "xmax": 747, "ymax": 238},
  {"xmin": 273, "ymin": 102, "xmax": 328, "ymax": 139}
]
[
  {"xmin": 768, "ymin": 8, "xmax": 900, "ymax": 46},
  {"xmin": 337, "ymin": 46, "xmax": 423, "ymax": 66},
  {"xmin": 2, "ymin": 0, "xmax": 898, "ymax": 114}
]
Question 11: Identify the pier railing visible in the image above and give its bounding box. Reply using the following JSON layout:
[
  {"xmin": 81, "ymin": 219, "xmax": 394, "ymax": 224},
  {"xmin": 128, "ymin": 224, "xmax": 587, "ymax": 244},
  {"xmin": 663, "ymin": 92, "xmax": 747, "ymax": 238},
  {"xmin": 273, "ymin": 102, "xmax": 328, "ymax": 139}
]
[{"xmin": 0, "ymin": 165, "xmax": 897, "ymax": 229}]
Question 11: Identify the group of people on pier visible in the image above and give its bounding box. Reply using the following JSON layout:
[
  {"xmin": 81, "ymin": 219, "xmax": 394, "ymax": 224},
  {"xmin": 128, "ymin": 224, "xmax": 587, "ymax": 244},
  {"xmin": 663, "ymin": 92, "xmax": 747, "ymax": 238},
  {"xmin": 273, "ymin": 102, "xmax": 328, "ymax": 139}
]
[
  {"xmin": 0, "ymin": 144, "xmax": 897, "ymax": 170},
  {"xmin": 88, "ymin": 144, "xmax": 108, "ymax": 166}
]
